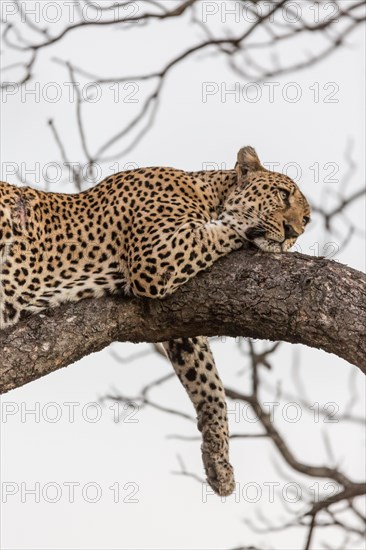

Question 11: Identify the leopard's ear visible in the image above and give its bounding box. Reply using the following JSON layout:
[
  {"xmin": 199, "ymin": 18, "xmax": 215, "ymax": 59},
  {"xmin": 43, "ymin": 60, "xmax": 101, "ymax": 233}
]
[{"xmin": 235, "ymin": 146, "xmax": 267, "ymax": 180}]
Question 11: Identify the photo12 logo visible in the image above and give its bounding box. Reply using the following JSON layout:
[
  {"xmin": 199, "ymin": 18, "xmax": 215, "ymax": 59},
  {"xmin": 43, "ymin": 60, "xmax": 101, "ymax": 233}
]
[
  {"xmin": 226, "ymin": 400, "xmax": 340, "ymax": 424},
  {"xmin": 1, "ymin": 481, "xmax": 140, "ymax": 504},
  {"xmin": 1, "ymin": 400, "xmax": 140, "ymax": 424},
  {"xmin": 1, "ymin": 161, "xmax": 140, "ymax": 186},
  {"xmin": 202, "ymin": 480, "xmax": 340, "ymax": 504},
  {"xmin": 1, "ymin": 2, "xmax": 140, "ymax": 25},
  {"xmin": 1, "ymin": 81, "xmax": 140, "ymax": 104},
  {"xmin": 201, "ymin": 82, "xmax": 340, "ymax": 104},
  {"xmin": 200, "ymin": 2, "xmax": 339, "ymax": 24}
]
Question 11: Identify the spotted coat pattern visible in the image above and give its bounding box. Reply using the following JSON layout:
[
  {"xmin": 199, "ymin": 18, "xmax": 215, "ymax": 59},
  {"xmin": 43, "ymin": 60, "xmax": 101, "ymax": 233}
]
[{"xmin": 0, "ymin": 147, "xmax": 310, "ymax": 495}]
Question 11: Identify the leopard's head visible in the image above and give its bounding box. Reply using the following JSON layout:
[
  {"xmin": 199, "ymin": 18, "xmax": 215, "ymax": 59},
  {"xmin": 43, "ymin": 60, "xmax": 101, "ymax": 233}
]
[{"xmin": 220, "ymin": 146, "xmax": 310, "ymax": 252}]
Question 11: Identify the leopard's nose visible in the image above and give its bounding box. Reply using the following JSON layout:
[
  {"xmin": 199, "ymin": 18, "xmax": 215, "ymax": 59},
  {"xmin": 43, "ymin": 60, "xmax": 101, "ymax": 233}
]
[{"xmin": 284, "ymin": 223, "xmax": 300, "ymax": 239}]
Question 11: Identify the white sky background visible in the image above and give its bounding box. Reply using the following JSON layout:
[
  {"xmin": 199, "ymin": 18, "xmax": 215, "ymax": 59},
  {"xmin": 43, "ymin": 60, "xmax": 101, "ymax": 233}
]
[{"xmin": 0, "ymin": 1, "xmax": 365, "ymax": 549}]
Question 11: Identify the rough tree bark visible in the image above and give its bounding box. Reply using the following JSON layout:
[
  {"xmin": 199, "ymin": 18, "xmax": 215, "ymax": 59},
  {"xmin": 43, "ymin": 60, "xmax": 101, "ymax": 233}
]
[{"xmin": 1, "ymin": 248, "xmax": 365, "ymax": 394}]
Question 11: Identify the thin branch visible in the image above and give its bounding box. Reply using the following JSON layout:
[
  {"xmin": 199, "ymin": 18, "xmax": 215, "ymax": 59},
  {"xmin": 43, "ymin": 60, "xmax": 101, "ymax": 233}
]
[{"xmin": 304, "ymin": 513, "xmax": 317, "ymax": 550}]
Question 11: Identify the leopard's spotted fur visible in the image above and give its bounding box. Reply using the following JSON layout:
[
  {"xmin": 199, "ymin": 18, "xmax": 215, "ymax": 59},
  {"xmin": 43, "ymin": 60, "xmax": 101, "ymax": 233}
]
[{"xmin": 0, "ymin": 147, "xmax": 310, "ymax": 495}]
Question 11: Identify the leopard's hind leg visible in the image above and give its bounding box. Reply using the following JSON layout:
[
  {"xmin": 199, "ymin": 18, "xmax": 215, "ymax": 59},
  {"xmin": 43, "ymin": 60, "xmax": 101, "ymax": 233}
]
[{"xmin": 162, "ymin": 336, "xmax": 234, "ymax": 496}]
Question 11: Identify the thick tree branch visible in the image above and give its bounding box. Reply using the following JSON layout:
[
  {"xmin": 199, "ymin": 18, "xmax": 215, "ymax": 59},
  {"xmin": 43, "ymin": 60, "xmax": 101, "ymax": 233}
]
[{"xmin": 1, "ymin": 248, "xmax": 365, "ymax": 394}]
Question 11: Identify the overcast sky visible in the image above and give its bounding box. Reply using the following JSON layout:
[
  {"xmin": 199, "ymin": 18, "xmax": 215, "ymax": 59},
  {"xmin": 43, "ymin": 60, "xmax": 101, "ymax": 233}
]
[{"xmin": 1, "ymin": 2, "xmax": 365, "ymax": 549}]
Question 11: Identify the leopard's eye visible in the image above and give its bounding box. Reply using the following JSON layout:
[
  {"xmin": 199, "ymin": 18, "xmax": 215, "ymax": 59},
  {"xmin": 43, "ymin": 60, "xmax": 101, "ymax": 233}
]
[
  {"xmin": 303, "ymin": 216, "xmax": 310, "ymax": 225},
  {"xmin": 279, "ymin": 189, "xmax": 290, "ymax": 200}
]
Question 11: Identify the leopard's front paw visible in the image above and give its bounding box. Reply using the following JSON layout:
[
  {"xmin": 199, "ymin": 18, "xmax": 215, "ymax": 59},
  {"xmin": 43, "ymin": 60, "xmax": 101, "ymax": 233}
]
[
  {"xmin": 201, "ymin": 429, "xmax": 235, "ymax": 496},
  {"xmin": 253, "ymin": 237, "xmax": 282, "ymax": 253},
  {"xmin": 202, "ymin": 448, "xmax": 235, "ymax": 496}
]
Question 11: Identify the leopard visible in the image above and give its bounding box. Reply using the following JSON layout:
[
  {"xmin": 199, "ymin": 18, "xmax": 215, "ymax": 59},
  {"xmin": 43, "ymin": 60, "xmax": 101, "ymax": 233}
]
[{"xmin": 0, "ymin": 146, "xmax": 310, "ymax": 496}]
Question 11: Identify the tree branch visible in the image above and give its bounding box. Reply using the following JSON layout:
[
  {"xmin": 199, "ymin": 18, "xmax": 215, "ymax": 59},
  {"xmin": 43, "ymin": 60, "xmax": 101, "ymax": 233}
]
[{"xmin": 1, "ymin": 248, "xmax": 365, "ymax": 394}]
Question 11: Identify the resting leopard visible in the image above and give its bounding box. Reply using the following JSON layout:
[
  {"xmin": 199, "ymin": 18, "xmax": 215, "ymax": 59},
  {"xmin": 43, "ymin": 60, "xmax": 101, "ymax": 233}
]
[{"xmin": 0, "ymin": 146, "xmax": 310, "ymax": 496}]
